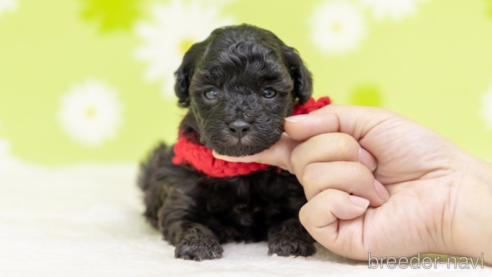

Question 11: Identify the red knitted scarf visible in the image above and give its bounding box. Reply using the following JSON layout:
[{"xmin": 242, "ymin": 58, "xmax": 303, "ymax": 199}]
[{"xmin": 172, "ymin": 97, "xmax": 331, "ymax": 178}]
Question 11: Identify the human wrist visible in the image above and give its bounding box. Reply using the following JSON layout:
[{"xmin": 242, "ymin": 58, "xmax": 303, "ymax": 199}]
[{"xmin": 448, "ymin": 156, "xmax": 492, "ymax": 264}]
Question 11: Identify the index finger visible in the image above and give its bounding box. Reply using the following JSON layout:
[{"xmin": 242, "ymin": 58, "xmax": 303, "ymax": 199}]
[
  {"xmin": 212, "ymin": 133, "xmax": 299, "ymax": 172},
  {"xmin": 284, "ymin": 104, "xmax": 395, "ymax": 142}
]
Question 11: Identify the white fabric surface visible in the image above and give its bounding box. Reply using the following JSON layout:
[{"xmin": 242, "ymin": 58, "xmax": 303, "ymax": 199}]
[{"xmin": 0, "ymin": 161, "xmax": 490, "ymax": 277}]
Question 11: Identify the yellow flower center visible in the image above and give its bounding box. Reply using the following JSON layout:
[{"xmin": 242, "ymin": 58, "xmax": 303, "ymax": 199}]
[
  {"xmin": 330, "ymin": 22, "xmax": 343, "ymax": 33},
  {"xmin": 179, "ymin": 38, "xmax": 194, "ymax": 54},
  {"xmin": 86, "ymin": 107, "xmax": 96, "ymax": 119}
]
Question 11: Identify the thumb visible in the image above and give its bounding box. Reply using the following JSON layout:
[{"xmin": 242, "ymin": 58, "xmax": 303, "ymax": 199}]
[{"xmin": 299, "ymin": 189, "xmax": 370, "ymax": 259}]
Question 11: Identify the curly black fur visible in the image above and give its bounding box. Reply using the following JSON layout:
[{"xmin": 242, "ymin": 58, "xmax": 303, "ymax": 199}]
[{"xmin": 138, "ymin": 24, "xmax": 316, "ymax": 261}]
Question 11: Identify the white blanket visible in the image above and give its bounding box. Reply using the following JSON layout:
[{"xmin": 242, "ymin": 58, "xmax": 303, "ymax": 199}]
[{"xmin": 0, "ymin": 161, "xmax": 489, "ymax": 277}]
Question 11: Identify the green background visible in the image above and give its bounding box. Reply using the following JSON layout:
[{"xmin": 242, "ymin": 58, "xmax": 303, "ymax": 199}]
[{"xmin": 0, "ymin": 0, "xmax": 491, "ymax": 165}]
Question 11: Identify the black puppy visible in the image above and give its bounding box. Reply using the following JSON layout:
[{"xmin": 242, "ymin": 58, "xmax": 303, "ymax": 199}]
[{"xmin": 138, "ymin": 24, "xmax": 316, "ymax": 261}]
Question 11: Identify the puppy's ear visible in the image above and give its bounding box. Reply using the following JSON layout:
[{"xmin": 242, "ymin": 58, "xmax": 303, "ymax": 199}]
[
  {"xmin": 174, "ymin": 43, "xmax": 204, "ymax": 108},
  {"xmin": 281, "ymin": 45, "xmax": 313, "ymax": 104}
]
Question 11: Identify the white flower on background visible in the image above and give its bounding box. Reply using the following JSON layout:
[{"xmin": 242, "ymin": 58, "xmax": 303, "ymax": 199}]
[
  {"xmin": 0, "ymin": 0, "xmax": 17, "ymax": 17},
  {"xmin": 135, "ymin": 0, "xmax": 234, "ymax": 98},
  {"xmin": 310, "ymin": 1, "xmax": 367, "ymax": 55},
  {"xmin": 360, "ymin": 0, "xmax": 428, "ymax": 22},
  {"xmin": 58, "ymin": 80, "xmax": 123, "ymax": 147},
  {"xmin": 481, "ymin": 81, "xmax": 492, "ymax": 131}
]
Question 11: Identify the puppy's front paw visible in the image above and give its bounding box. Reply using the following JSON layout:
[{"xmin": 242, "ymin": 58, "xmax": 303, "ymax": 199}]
[
  {"xmin": 175, "ymin": 236, "xmax": 223, "ymax": 261},
  {"xmin": 268, "ymin": 238, "xmax": 316, "ymax": 257}
]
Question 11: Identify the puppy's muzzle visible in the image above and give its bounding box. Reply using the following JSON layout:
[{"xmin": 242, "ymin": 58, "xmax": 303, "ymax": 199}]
[{"xmin": 227, "ymin": 120, "xmax": 251, "ymax": 139}]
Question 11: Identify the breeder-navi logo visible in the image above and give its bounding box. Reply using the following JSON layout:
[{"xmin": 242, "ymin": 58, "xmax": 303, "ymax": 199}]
[{"xmin": 368, "ymin": 253, "xmax": 485, "ymax": 269}]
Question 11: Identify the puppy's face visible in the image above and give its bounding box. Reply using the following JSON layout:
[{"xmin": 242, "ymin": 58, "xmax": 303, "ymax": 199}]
[
  {"xmin": 188, "ymin": 42, "xmax": 296, "ymax": 157},
  {"xmin": 174, "ymin": 25, "xmax": 313, "ymax": 157}
]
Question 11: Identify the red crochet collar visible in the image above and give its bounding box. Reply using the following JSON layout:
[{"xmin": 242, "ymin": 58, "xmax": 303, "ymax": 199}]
[{"xmin": 172, "ymin": 97, "xmax": 331, "ymax": 178}]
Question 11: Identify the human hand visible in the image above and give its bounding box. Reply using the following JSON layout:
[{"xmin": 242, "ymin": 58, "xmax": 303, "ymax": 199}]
[{"xmin": 213, "ymin": 105, "xmax": 492, "ymax": 263}]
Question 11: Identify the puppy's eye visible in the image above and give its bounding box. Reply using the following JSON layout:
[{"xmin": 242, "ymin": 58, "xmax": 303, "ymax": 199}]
[
  {"xmin": 262, "ymin": 88, "xmax": 277, "ymax": 99},
  {"xmin": 204, "ymin": 89, "xmax": 218, "ymax": 100}
]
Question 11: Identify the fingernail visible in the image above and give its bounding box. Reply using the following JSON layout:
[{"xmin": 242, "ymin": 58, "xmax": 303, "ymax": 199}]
[
  {"xmin": 349, "ymin": 195, "xmax": 370, "ymax": 208},
  {"xmin": 359, "ymin": 147, "xmax": 377, "ymax": 172},
  {"xmin": 285, "ymin": 114, "xmax": 310, "ymax": 122},
  {"xmin": 374, "ymin": 179, "xmax": 389, "ymax": 202}
]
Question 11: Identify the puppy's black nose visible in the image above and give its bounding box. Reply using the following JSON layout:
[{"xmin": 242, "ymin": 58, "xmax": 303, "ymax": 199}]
[{"xmin": 228, "ymin": 121, "xmax": 250, "ymax": 137}]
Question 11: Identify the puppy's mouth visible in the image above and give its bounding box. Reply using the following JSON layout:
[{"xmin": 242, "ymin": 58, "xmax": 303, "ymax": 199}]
[{"xmin": 212, "ymin": 143, "xmax": 272, "ymax": 157}]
